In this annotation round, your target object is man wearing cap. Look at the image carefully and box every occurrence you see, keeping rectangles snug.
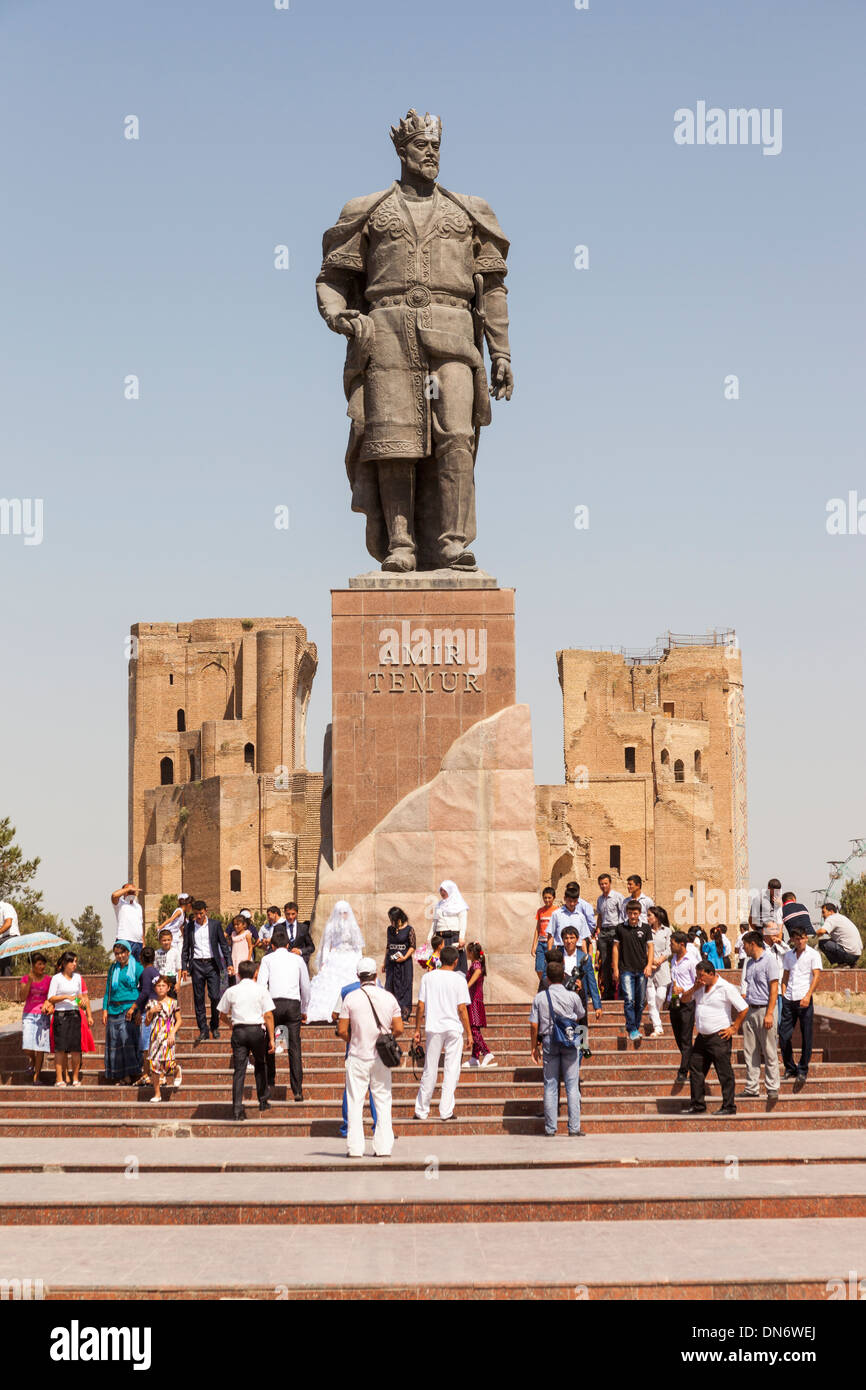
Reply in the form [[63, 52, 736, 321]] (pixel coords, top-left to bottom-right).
[[338, 959, 403, 1157], [111, 883, 145, 962], [181, 900, 233, 1045], [217, 960, 276, 1121]]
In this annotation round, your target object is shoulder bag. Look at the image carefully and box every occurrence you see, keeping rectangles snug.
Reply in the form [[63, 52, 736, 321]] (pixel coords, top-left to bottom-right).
[[361, 986, 403, 1068]]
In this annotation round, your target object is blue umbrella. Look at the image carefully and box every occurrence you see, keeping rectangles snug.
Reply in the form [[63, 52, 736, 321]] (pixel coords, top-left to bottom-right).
[[0, 932, 68, 961]]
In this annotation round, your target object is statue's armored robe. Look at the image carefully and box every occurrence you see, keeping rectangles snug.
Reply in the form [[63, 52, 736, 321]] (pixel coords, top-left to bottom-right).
[[316, 182, 510, 564]]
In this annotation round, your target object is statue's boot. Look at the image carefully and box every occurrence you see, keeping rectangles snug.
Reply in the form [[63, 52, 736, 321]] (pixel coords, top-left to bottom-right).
[[437, 444, 477, 571], [444, 548, 477, 571], [378, 459, 417, 572], [382, 549, 416, 573]]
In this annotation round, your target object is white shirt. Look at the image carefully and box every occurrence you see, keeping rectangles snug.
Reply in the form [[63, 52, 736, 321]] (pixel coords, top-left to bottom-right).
[[670, 950, 697, 991], [0, 901, 19, 936], [561, 948, 581, 977], [819, 913, 861, 957], [340, 984, 402, 1063], [193, 920, 213, 960], [217, 979, 275, 1027], [782, 946, 822, 1002], [418, 969, 471, 1035], [114, 896, 144, 945], [258, 923, 275, 943], [257, 949, 311, 1011], [429, 906, 467, 944], [48, 972, 83, 1011], [694, 976, 747, 1035]]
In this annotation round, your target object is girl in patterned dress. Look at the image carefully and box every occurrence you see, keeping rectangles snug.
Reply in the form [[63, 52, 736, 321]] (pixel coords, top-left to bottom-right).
[[145, 975, 182, 1102], [464, 942, 496, 1069]]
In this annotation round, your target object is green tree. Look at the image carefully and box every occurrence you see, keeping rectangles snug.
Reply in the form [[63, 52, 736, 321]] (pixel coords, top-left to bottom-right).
[[70, 905, 111, 973], [0, 817, 42, 918], [838, 876, 866, 966]]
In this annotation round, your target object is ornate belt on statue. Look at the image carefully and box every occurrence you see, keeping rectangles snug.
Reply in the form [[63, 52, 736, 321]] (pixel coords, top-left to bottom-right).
[[371, 289, 472, 309]]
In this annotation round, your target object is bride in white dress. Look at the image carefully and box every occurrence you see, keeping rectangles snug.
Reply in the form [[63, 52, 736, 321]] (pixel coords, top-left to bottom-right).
[[305, 900, 365, 1022]]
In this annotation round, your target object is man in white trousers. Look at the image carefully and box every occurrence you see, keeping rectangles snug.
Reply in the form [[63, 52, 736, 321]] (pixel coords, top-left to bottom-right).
[[338, 958, 403, 1158], [413, 945, 472, 1121]]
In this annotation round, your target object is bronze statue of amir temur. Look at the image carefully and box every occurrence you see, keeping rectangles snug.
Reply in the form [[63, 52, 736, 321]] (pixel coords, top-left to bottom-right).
[[316, 110, 513, 574]]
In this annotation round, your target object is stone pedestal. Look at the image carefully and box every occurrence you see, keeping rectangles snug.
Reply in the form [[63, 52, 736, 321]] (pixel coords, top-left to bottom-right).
[[331, 580, 516, 867], [317, 703, 541, 999]]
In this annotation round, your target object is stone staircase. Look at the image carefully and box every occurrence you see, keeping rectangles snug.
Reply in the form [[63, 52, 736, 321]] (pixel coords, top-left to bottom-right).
[[2, 1000, 865, 1137], [1, 995, 865, 1297]]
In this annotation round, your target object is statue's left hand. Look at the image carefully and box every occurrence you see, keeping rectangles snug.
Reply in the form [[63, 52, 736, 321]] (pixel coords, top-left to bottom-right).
[[334, 310, 375, 353], [490, 357, 514, 401]]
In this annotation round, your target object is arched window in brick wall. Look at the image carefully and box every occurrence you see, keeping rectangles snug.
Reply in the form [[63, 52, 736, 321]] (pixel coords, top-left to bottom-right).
[[660, 748, 670, 768], [160, 756, 174, 786], [674, 759, 685, 783], [244, 742, 255, 768], [177, 709, 186, 732], [229, 869, 241, 893], [624, 746, 636, 773], [694, 750, 702, 779], [188, 751, 196, 781]]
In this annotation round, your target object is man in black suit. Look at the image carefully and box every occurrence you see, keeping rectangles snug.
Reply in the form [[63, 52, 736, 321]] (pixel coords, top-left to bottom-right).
[[181, 900, 233, 1045], [284, 902, 315, 967]]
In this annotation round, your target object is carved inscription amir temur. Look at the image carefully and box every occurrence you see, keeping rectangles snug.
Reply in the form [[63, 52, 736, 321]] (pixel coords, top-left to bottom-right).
[[366, 619, 487, 694], [367, 669, 481, 694]]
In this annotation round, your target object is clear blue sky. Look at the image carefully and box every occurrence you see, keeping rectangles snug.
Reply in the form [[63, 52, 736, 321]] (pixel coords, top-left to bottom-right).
[[2, 0, 864, 924]]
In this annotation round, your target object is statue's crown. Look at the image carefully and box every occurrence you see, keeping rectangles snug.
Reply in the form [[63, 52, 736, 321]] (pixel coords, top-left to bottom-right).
[[390, 109, 442, 150]]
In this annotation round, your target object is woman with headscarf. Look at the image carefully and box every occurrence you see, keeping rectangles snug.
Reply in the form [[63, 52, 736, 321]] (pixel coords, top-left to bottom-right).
[[103, 940, 144, 1085], [431, 880, 470, 974], [305, 901, 365, 1023]]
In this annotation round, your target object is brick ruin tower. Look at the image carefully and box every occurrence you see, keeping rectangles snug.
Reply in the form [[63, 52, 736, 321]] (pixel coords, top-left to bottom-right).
[[128, 618, 323, 924], [535, 631, 749, 917]]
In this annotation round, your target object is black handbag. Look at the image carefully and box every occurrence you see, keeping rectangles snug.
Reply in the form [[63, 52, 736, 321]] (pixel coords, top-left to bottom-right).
[[361, 987, 403, 1068]]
